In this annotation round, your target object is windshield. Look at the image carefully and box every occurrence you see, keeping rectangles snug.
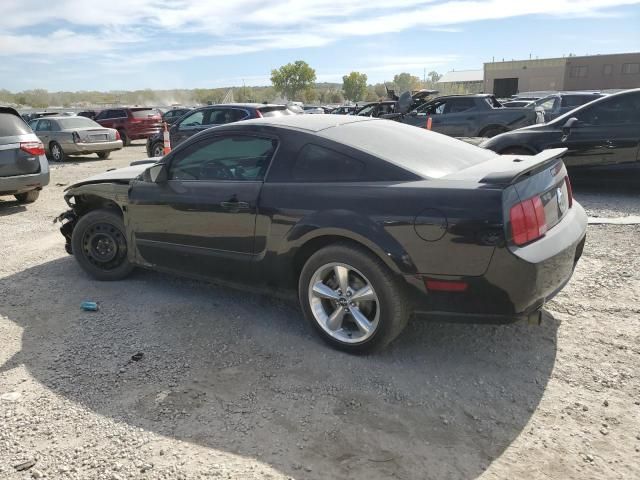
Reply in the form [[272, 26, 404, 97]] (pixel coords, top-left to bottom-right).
[[57, 117, 102, 129], [320, 119, 497, 179], [356, 104, 376, 116]]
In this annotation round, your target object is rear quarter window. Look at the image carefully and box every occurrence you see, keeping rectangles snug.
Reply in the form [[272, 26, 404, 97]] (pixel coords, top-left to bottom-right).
[[131, 109, 159, 118], [0, 113, 32, 136], [292, 144, 365, 182]]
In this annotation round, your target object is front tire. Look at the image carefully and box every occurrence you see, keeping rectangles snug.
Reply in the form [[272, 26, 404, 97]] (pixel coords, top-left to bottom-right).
[[151, 142, 164, 158], [50, 141, 65, 162], [97, 151, 111, 159], [299, 243, 409, 353], [14, 190, 39, 203], [71, 209, 134, 281]]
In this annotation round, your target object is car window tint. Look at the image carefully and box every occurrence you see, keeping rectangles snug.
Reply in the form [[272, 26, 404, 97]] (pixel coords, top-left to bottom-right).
[[579, 94, 640, 125], [131, 109, 156, 118], [49, 120, 60, 131], [38, 119, 52, 132], [179, 110, 205, 128], [114, 110, 127, 118], [538, 97, 558, 111], [170, 135, 277, 181], [0, 113, 31, 136], [292, 144, 365, 182], [445, 98, 475, 113]]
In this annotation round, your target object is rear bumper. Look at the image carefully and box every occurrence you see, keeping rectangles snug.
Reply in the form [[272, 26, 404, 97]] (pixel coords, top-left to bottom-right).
[[408, 202, 588, 322], [128, 127, 162, 140], [64, 140, 123, 154], [0, 170, 50, 195]]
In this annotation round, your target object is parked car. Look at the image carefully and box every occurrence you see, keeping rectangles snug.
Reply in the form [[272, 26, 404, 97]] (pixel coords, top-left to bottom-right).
[[146, 103, 293, 158], [355, 101, 398, 117], [481, 89, 640, 167], [94, 107, 162, 146], [0, 107, 49, 204], [162, 108, 191, 125], [332, 106, 357, 115], [21, 111, 58, 123], [303, 106, 325, 114], [29, 116, 122, 162], [399, 94, 538, 137], [530, 92, 605, 122], [501, 100, 533, 108], [58, 115, 586, 353], [77, 110, 100, 120], [356, 90, 439, 118]]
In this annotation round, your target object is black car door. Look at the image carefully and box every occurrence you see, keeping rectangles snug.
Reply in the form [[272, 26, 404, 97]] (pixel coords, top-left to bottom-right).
[[127, 132, 279, 280], [559, 93, 640, 167]]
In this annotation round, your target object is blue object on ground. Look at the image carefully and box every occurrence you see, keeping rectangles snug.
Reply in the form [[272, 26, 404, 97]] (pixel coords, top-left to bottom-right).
[[81, 301, 99, 311]]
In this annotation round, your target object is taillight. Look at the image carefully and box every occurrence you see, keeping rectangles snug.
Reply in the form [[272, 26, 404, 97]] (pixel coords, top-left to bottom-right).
[[20, 141, 45, 156], [255, 110, 263, 118], [510, 194, 547, 246], [115, 130, 121, 140], [565, 175, 573, 208], [72, 132, 81, 143]]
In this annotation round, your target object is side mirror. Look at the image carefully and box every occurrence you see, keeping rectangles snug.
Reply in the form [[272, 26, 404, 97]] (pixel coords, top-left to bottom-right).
[[562, 117, 579, 135], [145, 163, 168, 183]]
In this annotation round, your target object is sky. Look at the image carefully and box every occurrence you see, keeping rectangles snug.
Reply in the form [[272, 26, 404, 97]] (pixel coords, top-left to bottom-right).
[[0, 0, 639, 92]]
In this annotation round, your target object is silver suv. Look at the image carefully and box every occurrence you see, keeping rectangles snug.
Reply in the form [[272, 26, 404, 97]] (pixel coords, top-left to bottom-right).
[[0, 107, 49, 203]]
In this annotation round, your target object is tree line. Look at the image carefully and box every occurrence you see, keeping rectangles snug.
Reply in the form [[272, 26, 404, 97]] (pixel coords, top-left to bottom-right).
[[1, 60, 449, 108]]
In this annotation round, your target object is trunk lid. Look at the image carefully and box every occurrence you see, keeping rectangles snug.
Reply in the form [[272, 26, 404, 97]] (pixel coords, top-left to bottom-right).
[[445, 148, 573, 244]]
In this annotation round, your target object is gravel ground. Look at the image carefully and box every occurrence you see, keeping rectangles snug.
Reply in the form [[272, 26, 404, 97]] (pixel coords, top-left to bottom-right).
[[1, 144, 639, 480]]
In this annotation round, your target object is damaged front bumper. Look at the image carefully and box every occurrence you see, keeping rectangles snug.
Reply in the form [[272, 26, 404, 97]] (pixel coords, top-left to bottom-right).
[[54, 209, 78, 255]]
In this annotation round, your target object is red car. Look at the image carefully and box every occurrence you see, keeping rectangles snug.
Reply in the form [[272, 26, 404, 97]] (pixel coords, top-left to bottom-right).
[[94, 107, 162, 146]]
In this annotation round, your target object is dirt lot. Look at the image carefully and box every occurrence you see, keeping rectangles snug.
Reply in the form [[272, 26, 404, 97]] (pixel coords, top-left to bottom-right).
[[1, 143, 639, 480]]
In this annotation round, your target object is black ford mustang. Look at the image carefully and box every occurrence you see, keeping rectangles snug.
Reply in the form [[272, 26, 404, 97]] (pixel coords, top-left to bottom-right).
[[58, 115, 587, 353]]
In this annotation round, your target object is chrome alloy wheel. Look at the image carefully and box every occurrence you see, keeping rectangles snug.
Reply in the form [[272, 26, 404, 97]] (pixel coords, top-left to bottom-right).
[[308, 262, 380, 344]]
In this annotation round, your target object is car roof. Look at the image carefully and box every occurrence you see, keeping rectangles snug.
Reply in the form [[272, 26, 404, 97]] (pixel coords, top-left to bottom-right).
[[0, 106, 21, 117], [230, 114, 376, 132]]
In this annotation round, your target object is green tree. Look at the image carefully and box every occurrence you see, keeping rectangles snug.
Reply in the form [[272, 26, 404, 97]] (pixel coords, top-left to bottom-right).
[[392, 73, 422, 94], [365, 90, 379, 102], [270, 60, 317, 101], [428, 71, 442, 83], [373, 83, 387, 98], [342, 71, 368, 102]]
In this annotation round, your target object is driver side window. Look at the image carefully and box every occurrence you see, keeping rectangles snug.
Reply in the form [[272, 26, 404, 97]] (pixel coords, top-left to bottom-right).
[[170, 135, 277, 182], [178, 110, 205, 129]]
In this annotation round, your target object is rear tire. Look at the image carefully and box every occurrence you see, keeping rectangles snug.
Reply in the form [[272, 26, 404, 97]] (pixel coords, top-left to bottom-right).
[[97, 151, 111, 159], [14, 190, 39, 203], [71, 209, 134, 281], [118, 130, 130, 147], [298, 243, 409, 353], [50, 141, 65, 162]]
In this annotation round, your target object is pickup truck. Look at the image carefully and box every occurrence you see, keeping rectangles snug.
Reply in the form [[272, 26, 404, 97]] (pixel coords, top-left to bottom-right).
[[398, 94, 537, 138]]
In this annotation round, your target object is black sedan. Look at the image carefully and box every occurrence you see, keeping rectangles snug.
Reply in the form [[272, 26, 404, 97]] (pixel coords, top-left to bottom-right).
[[481, 89, 640, 167], [58, 115, 587, 353]]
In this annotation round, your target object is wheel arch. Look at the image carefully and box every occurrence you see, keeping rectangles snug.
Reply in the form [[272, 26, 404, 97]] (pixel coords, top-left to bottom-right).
[[289, 227, 417, 282]]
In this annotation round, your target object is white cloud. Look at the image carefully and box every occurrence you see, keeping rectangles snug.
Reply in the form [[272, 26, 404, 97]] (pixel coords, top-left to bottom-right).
[[0, 0, 637, 74]]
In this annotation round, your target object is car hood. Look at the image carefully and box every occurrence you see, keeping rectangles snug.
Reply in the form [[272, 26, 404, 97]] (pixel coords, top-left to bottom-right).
[[65, 162, 152, 190]]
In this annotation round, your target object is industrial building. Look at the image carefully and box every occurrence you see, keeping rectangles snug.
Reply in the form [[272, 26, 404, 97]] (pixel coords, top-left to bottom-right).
[[483, 52, 640, 97]]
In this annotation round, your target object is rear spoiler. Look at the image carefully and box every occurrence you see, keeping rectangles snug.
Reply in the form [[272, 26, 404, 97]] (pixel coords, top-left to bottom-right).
[[480, 148, 567, 185]]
